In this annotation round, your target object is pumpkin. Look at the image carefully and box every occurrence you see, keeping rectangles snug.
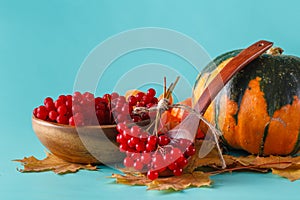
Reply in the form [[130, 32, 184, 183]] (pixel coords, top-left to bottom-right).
[[193, 47, 300, 156]]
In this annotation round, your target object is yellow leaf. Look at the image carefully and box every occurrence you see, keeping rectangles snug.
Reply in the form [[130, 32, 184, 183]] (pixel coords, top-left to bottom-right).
[[147, 172, 211, 191], [272, 167, 300, 182], [111, 171, 211, 191], [111, 172, 152, 186], [14, 152, 97, 174]]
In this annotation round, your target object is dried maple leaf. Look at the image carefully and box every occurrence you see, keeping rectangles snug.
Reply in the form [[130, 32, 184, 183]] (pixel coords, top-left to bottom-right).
[[272, 166, 300, 181], [111, 172, 152, 186], [14, 152, 97, 174], [233, 155, 293, 169], [147, 172, 211, 191], [111, 171, 211, 191], [186, 140, 236, 172]]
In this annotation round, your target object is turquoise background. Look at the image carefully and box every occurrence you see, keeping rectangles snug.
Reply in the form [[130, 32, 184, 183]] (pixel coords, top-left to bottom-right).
[[1, 0, 300, 199]]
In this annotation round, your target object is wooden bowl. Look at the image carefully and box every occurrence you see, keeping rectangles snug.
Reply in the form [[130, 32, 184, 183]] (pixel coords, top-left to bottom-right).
[[32, 116, 125, 164]]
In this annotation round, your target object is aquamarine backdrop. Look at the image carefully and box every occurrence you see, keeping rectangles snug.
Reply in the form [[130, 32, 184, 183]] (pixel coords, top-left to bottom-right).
[[1, 0, 300, 199]]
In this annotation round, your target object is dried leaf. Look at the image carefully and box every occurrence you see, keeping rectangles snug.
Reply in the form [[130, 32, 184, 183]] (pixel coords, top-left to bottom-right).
[[186, 140, 236, 172], [14, 152, 97, 174], [147, 172, 211, 191], [111, 171, 211, 191], [111, 173, 152, 186], [233, 155, 293, 169], [272, 166, 300, 181]]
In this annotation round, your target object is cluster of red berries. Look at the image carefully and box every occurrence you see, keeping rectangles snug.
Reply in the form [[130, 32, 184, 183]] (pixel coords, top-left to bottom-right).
[[33, 92, 115, 126], [116, 123, 196, 180], [111, 88, 158, 124], [33, 88, 158, 126]]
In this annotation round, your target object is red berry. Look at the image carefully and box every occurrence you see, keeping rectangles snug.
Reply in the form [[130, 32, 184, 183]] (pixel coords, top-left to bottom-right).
[[58, 95, 67, 103], [130, 126, 141, 137], [128, 95, 137, 106], [130, 137, 140, 145], [96, 103, 106, 111], [145, 143, 156, 152], [111, 92, 119, 100], [135, 101, 145, 107], [140, 112, 149, 120], [54, 99, 64, 109], [95, 97, 105, 105], [173, 168, 183, 176], [103, 94, 111, 103], [45, 101, 55, 112], [152, 97, 158, 104], [83, 92, 94, 102], [119, 144, 128, 152], [147, 170, 159, 180], [33, 107, 38, 116], [147, 135, 158, 145], [44, 97, 53, 105], [168, 162, 178, 170], [65, 99, 72, 110], [186, 145, 196, 156], [133, 160, 144, 171], [123, 157, 134, 168], [116, 123, 127, 133], [36, 112, 47, 120], [170, 148, 182, 161], [135, 92, 144, 101], [142, 95, 152, 104], [69, 116, 75, 126], [127, 139, 135, 148], [141, 153, 151, 164], [147, 88, 156, 97], [66, 95, 72, 101], [146, 103, 154, 108], [121, 104, 129, 113], [73, 91, 82, 97], [119, 96, 126, 102], [158, 135, 170, 146], [56, 114, 68, 124], [73, 113, 84, 126], [57, 105, 67, 115], [48, 110, 58, 121], [135, 142, 146, 152], [36, 106, 48, 120], [139, 132, 149, 142], [177, 157, 188, 168], [132, 115, 141, 122]]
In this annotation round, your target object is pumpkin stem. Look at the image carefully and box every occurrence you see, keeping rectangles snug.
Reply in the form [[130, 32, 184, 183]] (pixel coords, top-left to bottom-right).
[[266, 47, 284, 56]]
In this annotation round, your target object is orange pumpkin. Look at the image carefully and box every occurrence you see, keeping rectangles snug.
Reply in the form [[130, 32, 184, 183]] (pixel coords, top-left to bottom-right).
[[194, 48, 300, 156]]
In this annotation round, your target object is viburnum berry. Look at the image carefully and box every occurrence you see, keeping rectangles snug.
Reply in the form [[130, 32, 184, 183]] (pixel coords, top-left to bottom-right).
[[173, 168, 183, 176], [48, 110, 58, 121], [123, 157, 134, 168], [147, 88, 156, 97], [147, 170, 159, 180]]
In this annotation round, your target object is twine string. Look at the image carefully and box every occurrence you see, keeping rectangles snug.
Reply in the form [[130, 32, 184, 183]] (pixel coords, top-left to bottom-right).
[[133, 98, 226, 168]]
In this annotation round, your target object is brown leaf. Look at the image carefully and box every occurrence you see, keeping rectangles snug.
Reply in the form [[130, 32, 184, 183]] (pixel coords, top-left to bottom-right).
[[111, 172, 152, 186], [186, 140, 236, 172], [272, 166, 300, 181], [233, 155, 293, 169], [14, 152, 97, 174], [147, 172, 211, 191], [111, 171, 211, 191]]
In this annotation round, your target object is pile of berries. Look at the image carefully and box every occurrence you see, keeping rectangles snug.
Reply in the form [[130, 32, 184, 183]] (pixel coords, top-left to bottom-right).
[[33, 92, 115, 126], [111, 88, 158, 124], [33, 88, 158, 126], [116, 123, 196, 180]]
